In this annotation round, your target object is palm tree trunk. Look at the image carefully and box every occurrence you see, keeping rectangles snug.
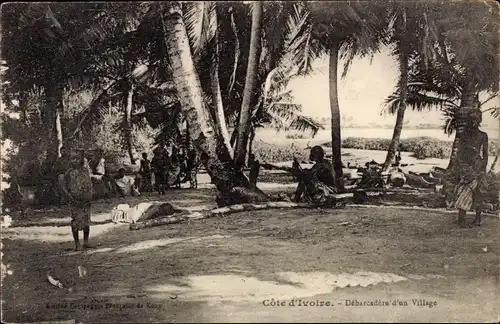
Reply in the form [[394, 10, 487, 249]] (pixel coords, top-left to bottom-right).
[[125, 84, 136, 164], [44, 86, 64, 166], [55, 109, 63, 158], [160, 2, 269, 205], [247, 126, 256, 166], [210, 42, 234, 159], [383, 41, 409, 172], [447, 83, 477, 171], [234, 1, 262, 169], [328, 40, 344, 188], [447, 135, 459, 170]]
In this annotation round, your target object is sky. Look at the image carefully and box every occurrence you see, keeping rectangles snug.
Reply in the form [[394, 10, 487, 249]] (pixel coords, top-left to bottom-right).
[[287, 46, 499, 130]]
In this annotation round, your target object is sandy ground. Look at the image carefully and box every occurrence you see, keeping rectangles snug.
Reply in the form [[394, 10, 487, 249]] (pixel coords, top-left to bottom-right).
[[1, 188, 499, 323]]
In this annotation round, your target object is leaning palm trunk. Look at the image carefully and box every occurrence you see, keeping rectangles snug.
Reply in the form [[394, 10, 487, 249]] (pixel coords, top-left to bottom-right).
[[328, 40, 344, 188], [210, 46, 234, 159], [235, 1, 263, 169], [160, 2, 269, 205], [383, 40, 409, 172], [125, 84, 135, 164]]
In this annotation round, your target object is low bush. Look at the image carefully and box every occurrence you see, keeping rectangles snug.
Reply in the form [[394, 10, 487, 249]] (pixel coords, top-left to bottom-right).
[[252, 140, 309, 163], [322, 136, 498, 160]]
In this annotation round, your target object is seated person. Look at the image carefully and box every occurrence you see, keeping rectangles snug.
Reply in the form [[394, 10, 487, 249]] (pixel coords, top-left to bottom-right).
[[90, 157, 114, 198], [95, 157, 106, 175], [113, 168, 140, 197], [293, 146, 337, 205]]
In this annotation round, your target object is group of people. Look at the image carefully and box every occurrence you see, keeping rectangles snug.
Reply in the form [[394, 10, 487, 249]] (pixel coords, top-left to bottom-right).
[[51, 144, 199, 251], [291, 110, 489, 228], [4, 110, 488, 251], [138, 146, 199, 195]]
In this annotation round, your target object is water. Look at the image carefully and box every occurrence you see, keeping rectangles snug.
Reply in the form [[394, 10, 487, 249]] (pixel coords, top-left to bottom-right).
[[256, 127, 498, 144]]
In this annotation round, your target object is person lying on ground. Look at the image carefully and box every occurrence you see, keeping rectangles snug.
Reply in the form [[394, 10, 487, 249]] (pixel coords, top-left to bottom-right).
[[60, 149, 94, 251], [114, 168, 140, 198], [292, 146, 338, 205]]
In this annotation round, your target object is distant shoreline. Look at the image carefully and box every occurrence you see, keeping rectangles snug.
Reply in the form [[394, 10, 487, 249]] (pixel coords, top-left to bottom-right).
[[319, 125, 498, 131], [257, 126, 498, 142]]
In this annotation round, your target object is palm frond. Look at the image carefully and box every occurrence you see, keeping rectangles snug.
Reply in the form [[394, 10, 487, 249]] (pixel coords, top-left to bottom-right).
[[382, 89, 457, 115], [288, 115, 324, 137], [183, 2, 217, 57]]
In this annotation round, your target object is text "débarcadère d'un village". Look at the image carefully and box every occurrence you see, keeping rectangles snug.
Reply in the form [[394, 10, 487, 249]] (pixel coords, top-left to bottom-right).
[[263, 299, 438, 308]]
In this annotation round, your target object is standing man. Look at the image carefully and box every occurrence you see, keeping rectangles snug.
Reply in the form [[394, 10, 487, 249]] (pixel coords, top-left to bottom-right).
[[186, 147, 199, 189], [139, 152, 153, 192], [151, 147, 168, 194], [60, 149, 94, 251], [454, 110, 489, 227]]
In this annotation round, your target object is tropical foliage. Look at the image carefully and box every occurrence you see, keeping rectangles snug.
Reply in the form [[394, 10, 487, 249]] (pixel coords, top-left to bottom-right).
[[1, 1, 498, 204]]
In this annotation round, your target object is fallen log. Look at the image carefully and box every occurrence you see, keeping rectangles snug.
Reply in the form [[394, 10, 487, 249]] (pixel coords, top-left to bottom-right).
[[260, 162, 295, 173], [129, 211, 193, 230], [129, 196, 354, 231]]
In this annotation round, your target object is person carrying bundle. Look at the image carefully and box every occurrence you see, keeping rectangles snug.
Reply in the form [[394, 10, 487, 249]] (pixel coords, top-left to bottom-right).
[[60, 149, 94, 251]]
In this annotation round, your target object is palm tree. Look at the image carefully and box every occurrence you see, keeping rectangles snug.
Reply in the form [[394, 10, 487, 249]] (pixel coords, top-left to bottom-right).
[[431, 1, 498, 170], [234, 2, 263, 169], [1, 3, 141, 166], [159, 2, 270, 204], [382, 1, 498, 171], [302, 1, 388, 188], [183, 2, 235, 158], [381, 2, 433, 171]]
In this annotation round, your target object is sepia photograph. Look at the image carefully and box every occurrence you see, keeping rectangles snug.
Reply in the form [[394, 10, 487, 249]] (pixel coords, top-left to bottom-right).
[[0, 1, 499, 323]]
